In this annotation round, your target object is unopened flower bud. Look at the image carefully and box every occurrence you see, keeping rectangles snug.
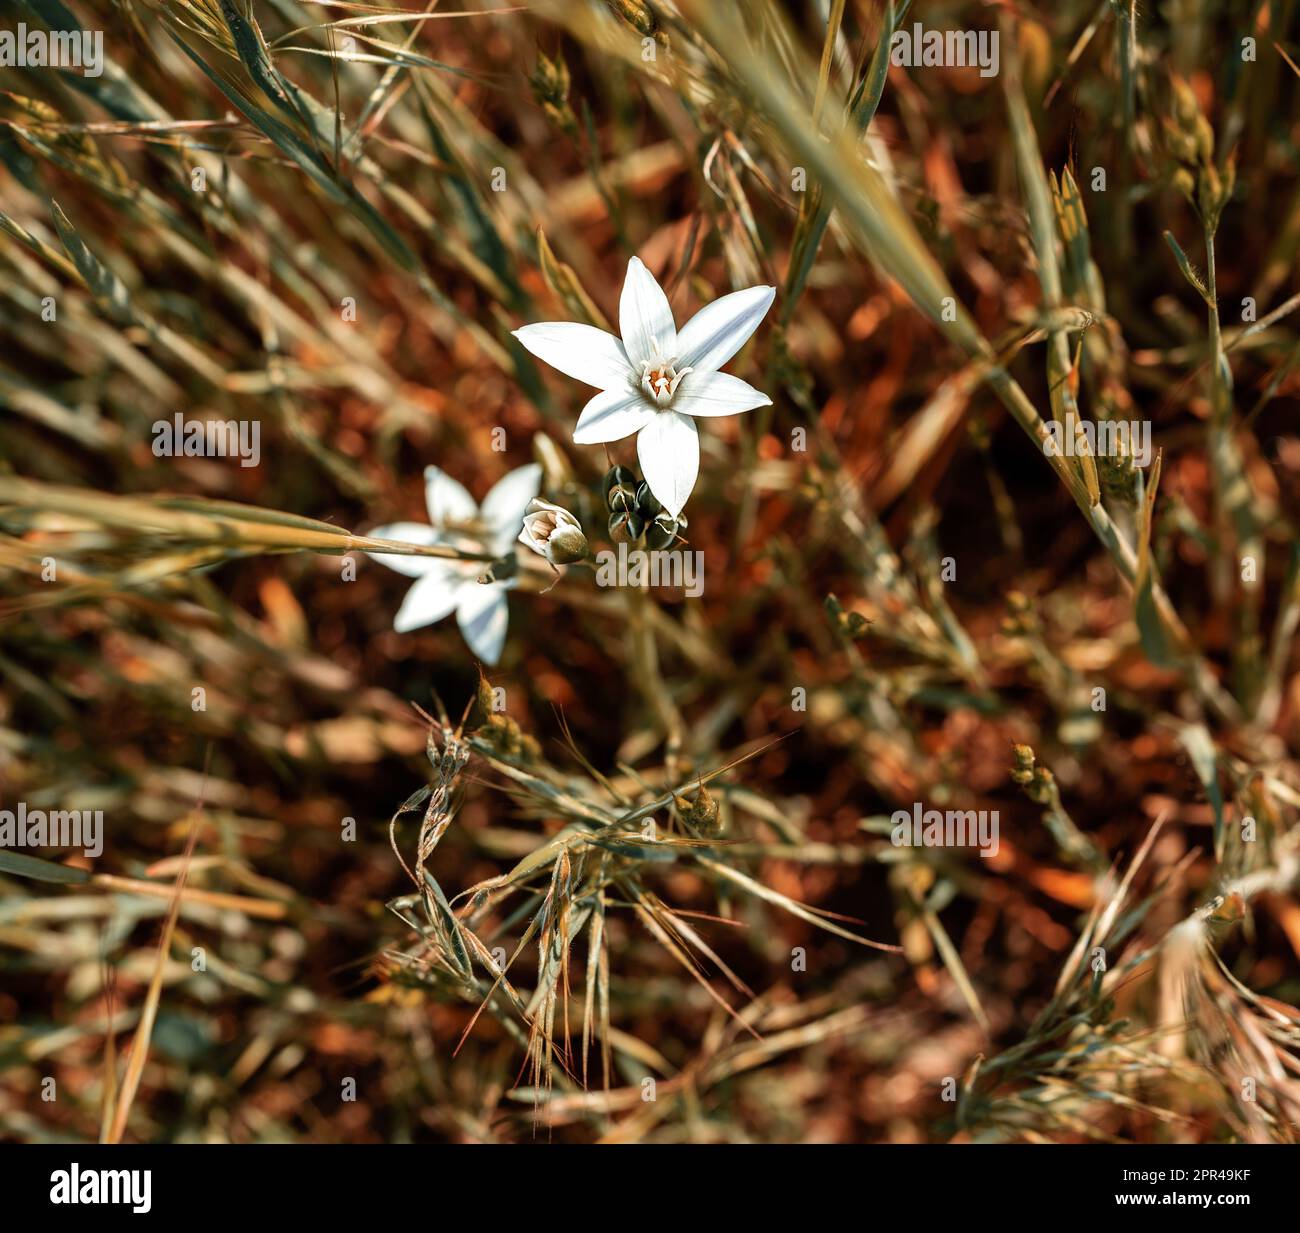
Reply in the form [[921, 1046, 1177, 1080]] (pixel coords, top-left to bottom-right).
[[634, 481, 662, 518], [609, 509, 644, 543], [644, 517, 678, 550], [603, 465, 638, 512], [519, 498, 588, 565]]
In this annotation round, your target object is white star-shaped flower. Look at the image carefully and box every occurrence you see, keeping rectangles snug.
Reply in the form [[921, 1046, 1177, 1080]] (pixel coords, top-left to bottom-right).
[[366, 463, 541, 664], [512, 257, 775, 518]]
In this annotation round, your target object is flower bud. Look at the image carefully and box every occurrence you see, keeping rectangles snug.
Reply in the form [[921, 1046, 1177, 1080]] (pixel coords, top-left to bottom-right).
[[608, 509, 644, 544], [634, 481, 662, 518], [518, 498, 589, 565], [603, 465, 638, 512], [644, 517, 678, 550]]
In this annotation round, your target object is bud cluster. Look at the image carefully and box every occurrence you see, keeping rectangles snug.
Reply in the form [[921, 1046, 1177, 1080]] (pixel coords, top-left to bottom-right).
[[603, 464, 686, 549]]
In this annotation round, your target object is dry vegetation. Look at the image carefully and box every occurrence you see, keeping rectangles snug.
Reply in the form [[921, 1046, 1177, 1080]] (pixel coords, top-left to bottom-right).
[[1, 0, 1299, 1144]]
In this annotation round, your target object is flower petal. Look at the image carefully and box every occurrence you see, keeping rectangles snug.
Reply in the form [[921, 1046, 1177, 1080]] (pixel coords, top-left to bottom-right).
[[574, 388, 655, 445], [672, 369, 772, 418], [366, 523, 446, 577], [636, 410, 698, 520], [423, 465, 477, 528], [518, 524, 547, 556], [511, 322, 633, 389], [675, 284, 775, 373], [457, 583, 510, 665], [619, 256, 677, 369], [481, 463, 542, 554], [393, 568, 465, 632]]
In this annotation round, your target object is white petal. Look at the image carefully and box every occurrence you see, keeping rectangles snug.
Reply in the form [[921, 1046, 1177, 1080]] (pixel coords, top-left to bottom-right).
[[457, 583, 510, 665], [393, 569, 465, 632], [676, 285, 775, 373], [481, 463, 542, 554], [672, 370, 772, 418], [512, 322, 633, 389], [619, 256, 678, 369], [518, 525, 547, 556], [423, 465, 477, 528], [366, 523, 445, 577], [574, 388, 654, 445], [636, 411, 698, 520]]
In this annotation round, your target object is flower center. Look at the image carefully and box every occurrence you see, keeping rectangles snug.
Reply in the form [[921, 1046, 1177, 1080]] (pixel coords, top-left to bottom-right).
[[640, 357, 692, 406]]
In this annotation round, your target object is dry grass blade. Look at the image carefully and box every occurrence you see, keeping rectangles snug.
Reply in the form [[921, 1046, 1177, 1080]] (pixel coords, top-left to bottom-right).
[[102, 772, 208, 1144]]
